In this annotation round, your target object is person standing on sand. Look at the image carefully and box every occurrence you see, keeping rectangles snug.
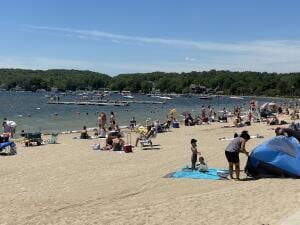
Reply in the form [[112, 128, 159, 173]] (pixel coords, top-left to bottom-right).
[[109, 111, 116, 129], [2, 118, 17, 138], [190, 138, 200, 170], [224, 130, 250, 180], [98, 112, 106, 129]]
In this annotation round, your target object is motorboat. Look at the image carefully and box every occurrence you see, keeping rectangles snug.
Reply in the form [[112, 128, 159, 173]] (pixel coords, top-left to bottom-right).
[[123, 95, 134, 99], [229, 96, 244, 100], [199, 95, 212, 100]]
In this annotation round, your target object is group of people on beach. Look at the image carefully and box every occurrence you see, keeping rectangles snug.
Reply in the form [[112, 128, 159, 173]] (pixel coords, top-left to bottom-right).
[[187, 97, 300, 180], [190, 130, 250, 180], [79, 111, 125, 151]]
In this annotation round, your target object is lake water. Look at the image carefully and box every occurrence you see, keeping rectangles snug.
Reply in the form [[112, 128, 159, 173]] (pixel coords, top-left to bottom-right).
[[0, 92, 290, 134]]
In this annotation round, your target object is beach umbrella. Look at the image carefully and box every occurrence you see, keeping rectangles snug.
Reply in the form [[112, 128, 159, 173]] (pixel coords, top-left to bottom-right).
[[260, 103, 269, 111], [268, 102, 277, 106]]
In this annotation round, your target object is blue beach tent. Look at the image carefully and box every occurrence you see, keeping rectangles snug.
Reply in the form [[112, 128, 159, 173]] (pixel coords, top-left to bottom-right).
[[245, 136, 300, 178]]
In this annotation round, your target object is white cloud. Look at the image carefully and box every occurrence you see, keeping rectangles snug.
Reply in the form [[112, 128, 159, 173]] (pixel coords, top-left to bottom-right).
[[27, 25, 300, 57], [185, 57, 196, 62], [3, 25, 300, 74], [1, 54, 299, 76]]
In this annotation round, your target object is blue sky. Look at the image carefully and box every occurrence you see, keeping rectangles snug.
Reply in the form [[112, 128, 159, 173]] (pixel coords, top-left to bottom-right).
[[0, 0, 300, 75]]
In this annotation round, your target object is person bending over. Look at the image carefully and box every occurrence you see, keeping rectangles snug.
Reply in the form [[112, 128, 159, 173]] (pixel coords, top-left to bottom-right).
[[225, 130, 250, 180]]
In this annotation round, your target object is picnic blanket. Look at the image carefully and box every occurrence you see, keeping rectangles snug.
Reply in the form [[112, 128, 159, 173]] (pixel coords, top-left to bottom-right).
[[171, 167, 229, 180]]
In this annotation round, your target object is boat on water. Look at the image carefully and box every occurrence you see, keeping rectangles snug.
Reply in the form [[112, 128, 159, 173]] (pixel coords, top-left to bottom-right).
[[199, 95, 212, 100], [229, 96, 244, 100], [47, 101, 129, 106], [150, 94, 172, 100], [159, 96, 173, 100], [123, 95, 134, 99]]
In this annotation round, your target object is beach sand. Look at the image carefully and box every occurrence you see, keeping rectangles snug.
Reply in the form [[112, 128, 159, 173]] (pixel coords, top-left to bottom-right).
[[1, 115, 299, 225]]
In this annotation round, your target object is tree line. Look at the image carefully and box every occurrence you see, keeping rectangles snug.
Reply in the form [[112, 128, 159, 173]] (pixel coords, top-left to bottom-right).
[[0, 68, 299, 97]]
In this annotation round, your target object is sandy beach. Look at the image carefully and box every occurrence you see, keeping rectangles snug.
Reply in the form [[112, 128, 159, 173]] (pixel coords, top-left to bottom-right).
[[1, 115, 299, 225]]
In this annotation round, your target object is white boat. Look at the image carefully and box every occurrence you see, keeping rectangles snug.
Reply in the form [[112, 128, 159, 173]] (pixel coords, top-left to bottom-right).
[[159, 96, 173, 100], [123, 95, 134, 99], [199, 95, 212, 100], [229, 96, 244, 100]]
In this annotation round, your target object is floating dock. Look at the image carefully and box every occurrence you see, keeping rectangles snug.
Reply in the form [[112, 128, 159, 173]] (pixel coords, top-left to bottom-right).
[[90, 99, 165, 104], [47, 101, 129, 106], [126, 100, 165, 104]]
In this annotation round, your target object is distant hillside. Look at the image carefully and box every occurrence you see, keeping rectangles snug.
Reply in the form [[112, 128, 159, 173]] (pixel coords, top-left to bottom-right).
[[110, 70, 300, 97], [0, 68, 299, 97], [0, 69, 112, 91]]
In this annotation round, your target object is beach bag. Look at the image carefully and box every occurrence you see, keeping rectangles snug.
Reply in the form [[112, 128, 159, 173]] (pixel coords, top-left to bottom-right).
[[124, 145, 132, 153], [92, 144, 100, 150]]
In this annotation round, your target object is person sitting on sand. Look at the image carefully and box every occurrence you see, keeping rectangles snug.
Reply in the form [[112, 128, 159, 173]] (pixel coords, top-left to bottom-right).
[[98, 127, 107, 138], [112, 133, 125, 151], [233, 116, 243, 127], [101, 132, 114, 150], [275, 127, 300, 142], [267, 116, 279, 126], [225, 130, 250, 180], [184, 113, 194, 126], [198, 156, 208, 172], [80, 126, 90, 139], [190, 138, 201, 170]]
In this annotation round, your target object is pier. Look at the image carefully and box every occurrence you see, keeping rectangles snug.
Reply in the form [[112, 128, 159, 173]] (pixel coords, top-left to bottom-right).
[[126, 100, 165, 104], [47, 101, 129, 106], [89, 99, 165, 105]]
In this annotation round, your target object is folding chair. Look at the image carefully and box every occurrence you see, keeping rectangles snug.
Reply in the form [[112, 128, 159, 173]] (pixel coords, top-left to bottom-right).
[[0, 142, 17, 155], [140, 127, 157, 148]]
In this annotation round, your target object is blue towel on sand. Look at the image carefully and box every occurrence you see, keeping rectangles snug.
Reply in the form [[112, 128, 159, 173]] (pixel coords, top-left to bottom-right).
[[172, 167, 229, 180]]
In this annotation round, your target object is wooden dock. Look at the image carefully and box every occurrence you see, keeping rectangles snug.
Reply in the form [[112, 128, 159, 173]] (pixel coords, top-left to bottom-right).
[[90, 99, 165, 105], [126, 100, 165, 104], [47, 101, 129, 106]]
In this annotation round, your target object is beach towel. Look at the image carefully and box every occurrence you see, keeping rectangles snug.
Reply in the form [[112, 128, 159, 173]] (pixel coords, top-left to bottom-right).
[[171, 167, 229, 180]]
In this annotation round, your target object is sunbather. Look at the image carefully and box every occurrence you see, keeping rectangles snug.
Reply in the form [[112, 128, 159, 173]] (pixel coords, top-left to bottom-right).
[[101, 132, 113, 150], [135, 125, 154, 147], [112, 133, 125, 151], [80, 126, 90, 139], [198, 156, 208, 172], [275, 127, 300, 142]]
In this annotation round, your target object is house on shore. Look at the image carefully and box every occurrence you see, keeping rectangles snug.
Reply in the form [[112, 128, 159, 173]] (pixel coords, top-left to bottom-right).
[[189, 84, 207, 94]]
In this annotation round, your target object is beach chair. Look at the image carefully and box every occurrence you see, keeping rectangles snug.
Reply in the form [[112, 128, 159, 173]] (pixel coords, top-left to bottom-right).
[[140, 128, 157, 148], [0, 141, 17, 155]]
